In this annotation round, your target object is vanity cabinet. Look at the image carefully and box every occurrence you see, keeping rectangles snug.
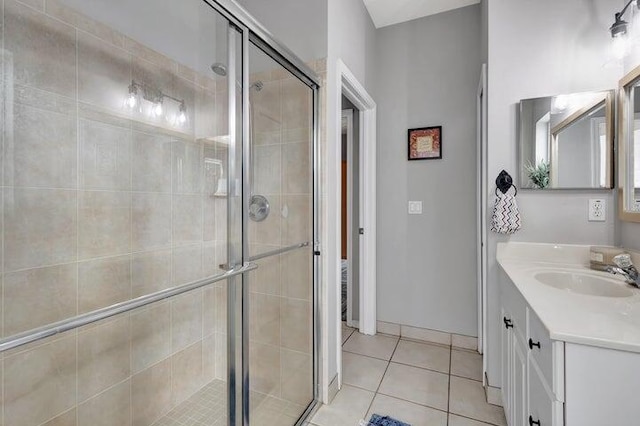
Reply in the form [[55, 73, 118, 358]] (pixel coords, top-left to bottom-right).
[[501, 279, 564, 426]]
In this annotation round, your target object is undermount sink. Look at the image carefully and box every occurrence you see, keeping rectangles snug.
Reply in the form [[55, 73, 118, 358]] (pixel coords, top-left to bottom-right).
[[533, 271, 635, 298]]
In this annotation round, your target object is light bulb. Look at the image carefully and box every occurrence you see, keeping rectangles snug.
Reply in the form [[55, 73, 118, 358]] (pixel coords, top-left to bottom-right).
[[612, 34, 628, 60], [153, 102, 163, 117], [178, 111, 187, 125], [126, 92, 137, 108]]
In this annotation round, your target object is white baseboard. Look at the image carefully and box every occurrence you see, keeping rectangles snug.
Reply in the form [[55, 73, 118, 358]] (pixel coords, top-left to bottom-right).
[[378, 320, 479, 350]]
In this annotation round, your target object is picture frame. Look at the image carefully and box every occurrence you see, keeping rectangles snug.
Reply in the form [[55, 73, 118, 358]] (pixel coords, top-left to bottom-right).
[[408, 126, 442, 160]]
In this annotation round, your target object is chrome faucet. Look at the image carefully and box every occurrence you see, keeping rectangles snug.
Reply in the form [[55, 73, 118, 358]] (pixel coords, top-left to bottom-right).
[[606, 254, 640, 288]]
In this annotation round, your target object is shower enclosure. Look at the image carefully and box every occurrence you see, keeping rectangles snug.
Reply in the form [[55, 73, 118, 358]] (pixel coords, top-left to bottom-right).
[[0, 0, 318, 425]]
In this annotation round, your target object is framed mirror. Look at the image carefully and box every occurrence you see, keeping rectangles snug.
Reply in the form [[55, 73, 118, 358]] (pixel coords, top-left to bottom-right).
[[619, 66, 640, 222], [518, 90, 614, 190]]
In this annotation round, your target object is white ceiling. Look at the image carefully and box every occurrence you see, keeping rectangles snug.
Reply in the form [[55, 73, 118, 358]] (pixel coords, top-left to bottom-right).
[[363, 0, 481, 28]]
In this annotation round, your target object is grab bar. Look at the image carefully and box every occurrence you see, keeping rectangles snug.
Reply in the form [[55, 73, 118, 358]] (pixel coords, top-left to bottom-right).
[[249, 241, 309, 262], [0, 262, 258, 353]]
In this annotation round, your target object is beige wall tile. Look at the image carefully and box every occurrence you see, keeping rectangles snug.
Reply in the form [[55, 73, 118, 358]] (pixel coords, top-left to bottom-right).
[[172, 194, 203, 245], [79, 119, 132, 191], [281, 195, 311, 245], [132, 131, 172, 193], [195, 90, 217, 139], [132, 358, 171, 426], [78, 191, 131, 259], [78, 255, 131, 313], [5, 103, 77, 188], [281, 247, 311, 300], [131, 249, 172, 298], [282, 142, 311, 195], [45, 0, 125, 48], [249, 196, 281, 246], [202, 334, 216, 383], [4, 188, 77, 271], [171, 342, 204, 405], [281, 78, 311, 131], [172, 244, 203, 285], [3, 334, 77, 426], [131, 301, 171, 374], [78, 32, 131, 112], [42, 408, 77, 426], [253, 80, 282, 133], [171, 290, 203, 352], [280, 349, 312, 406], [254, 144, 281, 195], [78, 380, 131, 426], [132, 193, 171, 251], [5, 0, 77, 97], [172, 138, 202, 194], [280, 298, 311, 353], [3, 264, 77, 336], [214, 331, 227, 382], [249, 293, 281, 346], [249, 342, 280, 397], [77, 316, 131, 402], [251, 255, 281, 296]]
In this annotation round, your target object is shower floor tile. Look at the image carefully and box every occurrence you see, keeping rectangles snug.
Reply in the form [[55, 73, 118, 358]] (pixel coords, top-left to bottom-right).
[[152, 379, 307, 426]]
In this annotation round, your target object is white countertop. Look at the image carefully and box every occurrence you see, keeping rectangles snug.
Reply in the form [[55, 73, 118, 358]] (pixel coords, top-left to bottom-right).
[[497, 242, 640, 354]]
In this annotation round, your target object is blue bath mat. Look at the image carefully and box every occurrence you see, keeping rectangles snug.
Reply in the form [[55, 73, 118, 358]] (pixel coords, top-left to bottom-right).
[[367, 414, 411, 426]]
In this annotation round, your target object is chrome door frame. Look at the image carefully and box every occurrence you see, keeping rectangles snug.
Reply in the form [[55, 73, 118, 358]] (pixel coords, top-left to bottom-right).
[[202, 1, 321, 425]]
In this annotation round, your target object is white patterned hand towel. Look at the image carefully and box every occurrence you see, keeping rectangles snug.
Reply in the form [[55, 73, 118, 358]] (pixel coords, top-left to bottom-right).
[[491, 188, 521, 234]]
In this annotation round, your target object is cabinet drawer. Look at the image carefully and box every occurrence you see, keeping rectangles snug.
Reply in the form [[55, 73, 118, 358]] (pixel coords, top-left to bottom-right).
[[529, 360, 564, 426], [502, 276, 526, 332], [527, 308, 564, 401]]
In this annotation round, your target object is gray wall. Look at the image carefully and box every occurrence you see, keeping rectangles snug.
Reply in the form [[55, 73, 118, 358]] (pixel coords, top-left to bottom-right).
[[375, 5, 481, 337], [235, 0, 327, 62], [485, 0, 621, 388]]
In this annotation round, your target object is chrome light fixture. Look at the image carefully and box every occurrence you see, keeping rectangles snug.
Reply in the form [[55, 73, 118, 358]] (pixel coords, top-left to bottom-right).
[[124, 80, 188, 127], [610, 0, 640, 59]]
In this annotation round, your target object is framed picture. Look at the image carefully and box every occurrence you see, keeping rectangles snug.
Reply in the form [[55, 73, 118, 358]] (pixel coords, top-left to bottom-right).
[[408, 126, 442, 160]]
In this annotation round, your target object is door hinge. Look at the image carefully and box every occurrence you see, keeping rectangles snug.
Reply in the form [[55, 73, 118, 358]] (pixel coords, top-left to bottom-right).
[[359, 228, 364, 235]]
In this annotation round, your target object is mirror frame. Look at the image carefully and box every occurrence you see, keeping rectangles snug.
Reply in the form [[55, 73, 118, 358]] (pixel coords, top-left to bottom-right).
[[518, 91, 615, 190], [619, 65, 640, 222]]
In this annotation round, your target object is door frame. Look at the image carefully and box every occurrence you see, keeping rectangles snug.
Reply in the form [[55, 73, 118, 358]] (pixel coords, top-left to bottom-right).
[[477, 64, 488, 380], [341, 109, 357, 328], [333, 60, 377, 387]]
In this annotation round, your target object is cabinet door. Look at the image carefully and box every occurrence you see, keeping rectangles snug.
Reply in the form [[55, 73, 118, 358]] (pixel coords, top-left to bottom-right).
[[529, 358, 562, 426], [513, 331, 528, 426], [501, 308, 513, 421]]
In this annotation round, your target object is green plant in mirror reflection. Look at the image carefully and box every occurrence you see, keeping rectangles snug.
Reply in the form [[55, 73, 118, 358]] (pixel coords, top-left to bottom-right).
[[525, 161, 550, 189]]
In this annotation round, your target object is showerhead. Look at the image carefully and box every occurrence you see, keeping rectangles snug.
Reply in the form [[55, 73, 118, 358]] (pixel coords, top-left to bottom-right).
[[211, 62, 227, 76], [251, 81, 264, 92]]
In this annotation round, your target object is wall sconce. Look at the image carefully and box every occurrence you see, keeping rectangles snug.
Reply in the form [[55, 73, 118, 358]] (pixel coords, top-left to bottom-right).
[[124, 80, 188, 127], [610, 0, 640, 60]]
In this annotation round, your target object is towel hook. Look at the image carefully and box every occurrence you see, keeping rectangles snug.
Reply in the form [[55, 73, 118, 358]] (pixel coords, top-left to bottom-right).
[[495, 170, 517, 196]]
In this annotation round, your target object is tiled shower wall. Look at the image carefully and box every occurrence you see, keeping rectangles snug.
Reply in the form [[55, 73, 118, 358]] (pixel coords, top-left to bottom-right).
[[0, 0, 228, 425]]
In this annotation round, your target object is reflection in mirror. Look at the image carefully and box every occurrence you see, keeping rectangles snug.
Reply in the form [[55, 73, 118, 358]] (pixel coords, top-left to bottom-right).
[[633, 84, 640, 210], [518, 91, 614, 190]]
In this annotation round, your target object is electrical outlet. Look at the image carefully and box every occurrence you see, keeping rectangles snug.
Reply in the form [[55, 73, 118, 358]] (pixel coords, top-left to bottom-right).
[[408, 201, 423, 215], [588, 199, 606, 222]]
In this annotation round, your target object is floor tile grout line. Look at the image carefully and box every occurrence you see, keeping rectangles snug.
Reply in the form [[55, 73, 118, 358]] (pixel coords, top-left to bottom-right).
[[373, 389, 449, 415], [362, 336, 400, 422], [448, 412, 498, 426]]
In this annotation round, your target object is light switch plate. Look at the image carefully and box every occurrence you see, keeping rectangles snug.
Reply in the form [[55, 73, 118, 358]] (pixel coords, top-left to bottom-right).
[[588, 199, 606, 222], [408, 201, 422, 215]]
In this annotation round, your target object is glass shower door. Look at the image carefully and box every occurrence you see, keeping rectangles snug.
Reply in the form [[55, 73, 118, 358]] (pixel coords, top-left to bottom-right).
[[245, 42, 315, 425], [0, 1, 238, 425]]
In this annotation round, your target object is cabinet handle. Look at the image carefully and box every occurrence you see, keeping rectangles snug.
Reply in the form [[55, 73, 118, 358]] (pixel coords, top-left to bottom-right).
[[529, 415, 541, 425], [503, 317, 513, 329], [529, 338, 541, 350]]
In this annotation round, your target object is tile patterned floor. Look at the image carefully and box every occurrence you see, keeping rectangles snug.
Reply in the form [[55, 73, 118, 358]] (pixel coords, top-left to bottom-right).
[[152, 379, 305, 426], [311, 325, 506, 426]]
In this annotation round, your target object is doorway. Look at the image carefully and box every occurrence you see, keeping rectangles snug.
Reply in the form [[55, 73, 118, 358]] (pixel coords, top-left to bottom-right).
[[341, 98, 360, 330]]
